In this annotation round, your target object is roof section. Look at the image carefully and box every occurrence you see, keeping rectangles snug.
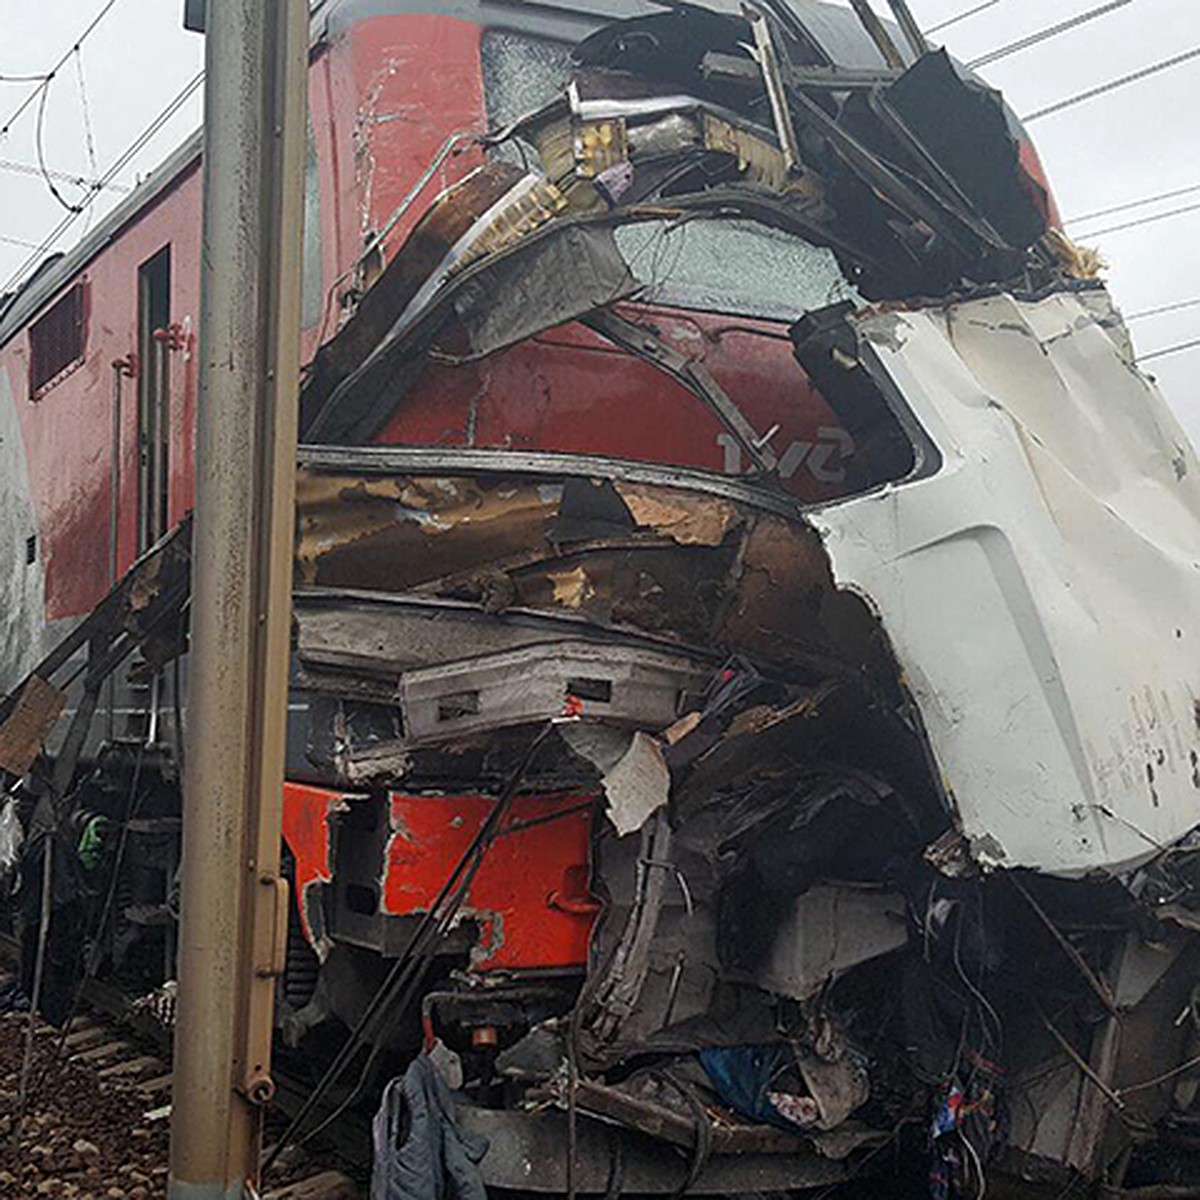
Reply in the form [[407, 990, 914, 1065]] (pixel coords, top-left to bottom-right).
[[0, 130, 203, 351], [318, 0, 908, 69]]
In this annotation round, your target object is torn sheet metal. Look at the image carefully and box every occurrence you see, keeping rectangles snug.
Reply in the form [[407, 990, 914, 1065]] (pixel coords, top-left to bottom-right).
[[293, 453, 853, 672], [0, 674, 65, 776], [305, 6, 1066, 446], [281, 781, 352, 959], [456, 1103, 850, 1194], [812, 288, 1200, 875], [598, 730, 669, 836], [448, 223, 637, 360]]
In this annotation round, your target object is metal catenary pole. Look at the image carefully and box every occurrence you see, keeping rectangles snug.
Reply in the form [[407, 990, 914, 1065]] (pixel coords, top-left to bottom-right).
[[167, 0, 307, 1195]]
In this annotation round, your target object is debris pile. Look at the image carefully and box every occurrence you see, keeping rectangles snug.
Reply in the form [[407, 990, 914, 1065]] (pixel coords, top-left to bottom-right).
[[2, 3, 1199, 1197]]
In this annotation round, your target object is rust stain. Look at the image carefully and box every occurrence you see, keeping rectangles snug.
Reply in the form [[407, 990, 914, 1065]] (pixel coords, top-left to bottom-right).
[[547, 565, 592, 608]]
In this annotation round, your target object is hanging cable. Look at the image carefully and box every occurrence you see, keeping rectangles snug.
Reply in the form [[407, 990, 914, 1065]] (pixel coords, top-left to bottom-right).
[[1066, 182, 1200, 226], [2, 70, 203, 293], [968, 0, 1132, 69], [0, 0, 122, 139], [1125, 297, 1200, 322], [0, 73, 53, 84], [35, 77, 81, 214], [1138, 337, 1200, 365], [1081, 199, 1200, 239], [74, 49, 101, 234], [1024, 45, 1200, 122], [927, 0, 1002, 35]]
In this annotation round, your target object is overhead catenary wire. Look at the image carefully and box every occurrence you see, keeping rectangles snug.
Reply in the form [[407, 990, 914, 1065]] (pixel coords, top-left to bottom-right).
[[1066, 182, 1200, 226], [2, 69, 204, 294], [1138, 337, 1200, 365], [927, 0, 1002, 35], [1125, 297, 1200, 322], [967, 0, 1132, 69], [73, 51, 98, 180], [0, 156, 130, 193], [1080, 199, 1200, 240], [73, 48, 100, 234], [0, 233, 43, 250], [1023, 45, 1200, 122], [0, 0, 122, 139]]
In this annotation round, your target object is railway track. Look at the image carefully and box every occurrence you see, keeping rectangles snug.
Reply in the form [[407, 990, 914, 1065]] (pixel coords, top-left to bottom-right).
[[0, 942, 364, 1200]]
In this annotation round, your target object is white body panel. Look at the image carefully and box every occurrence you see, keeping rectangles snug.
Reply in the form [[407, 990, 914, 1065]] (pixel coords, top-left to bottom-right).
[[814, 290, 1200, 875]]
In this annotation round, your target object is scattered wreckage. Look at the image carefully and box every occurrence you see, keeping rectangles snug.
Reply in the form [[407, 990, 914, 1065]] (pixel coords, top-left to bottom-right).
[[3, 1, 1200, 1197]]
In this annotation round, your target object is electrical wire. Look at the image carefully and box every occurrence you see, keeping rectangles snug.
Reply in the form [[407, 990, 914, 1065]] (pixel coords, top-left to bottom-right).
[[73, 48, 100, 233], [927, 0, 1002, 35], [73, 51, 98, 181], [0, 73, 53, 84], [1066, 181, 1200, 226], [0, 0, 122, 139], [1125, 296, 1200, 322], [0, 157, 128, 193], [35, 75, 80, 214], [1081, 199, 1200, 239], [0, 233, 43, 250], [2, 69, 204, 294], [967, 0, 1132, 70], [1024, 45, 1200, 122], [1138, 336, 1200, 365]]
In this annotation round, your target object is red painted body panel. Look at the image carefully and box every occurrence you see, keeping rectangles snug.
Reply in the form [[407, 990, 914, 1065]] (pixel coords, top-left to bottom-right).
[[378, 307, 854, 502], [0, 14, 490, 628], [341, 15, 486, 257], [281, 781, 346, 948], [8, 173, 205, 621], [384, 792, 596, 971], [280, 781, 597, 971]]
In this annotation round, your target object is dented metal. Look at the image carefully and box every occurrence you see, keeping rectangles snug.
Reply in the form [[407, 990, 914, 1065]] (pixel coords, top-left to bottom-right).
[[6, 2, 1200, 1195]]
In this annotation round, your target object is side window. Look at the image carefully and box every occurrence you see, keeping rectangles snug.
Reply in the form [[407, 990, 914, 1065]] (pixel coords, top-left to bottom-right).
[[28, 281, 86, 399]]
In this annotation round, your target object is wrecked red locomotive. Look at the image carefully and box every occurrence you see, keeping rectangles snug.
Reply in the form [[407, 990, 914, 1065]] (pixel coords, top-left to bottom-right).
[[3, 2, 1200, 1197]]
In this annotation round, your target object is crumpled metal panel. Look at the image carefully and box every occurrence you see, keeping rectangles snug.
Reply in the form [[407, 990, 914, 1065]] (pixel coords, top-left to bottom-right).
[[813, 288, 1200, 875], [293, 462, 840, 667], [281, 781, 352, 958]]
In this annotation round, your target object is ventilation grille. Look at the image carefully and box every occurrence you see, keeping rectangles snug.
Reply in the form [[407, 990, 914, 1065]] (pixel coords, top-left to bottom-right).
[[29, 282, 85, 398]]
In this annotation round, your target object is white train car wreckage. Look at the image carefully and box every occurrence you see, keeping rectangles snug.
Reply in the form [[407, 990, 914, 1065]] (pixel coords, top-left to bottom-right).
[[2, 1, 1200, 1197]]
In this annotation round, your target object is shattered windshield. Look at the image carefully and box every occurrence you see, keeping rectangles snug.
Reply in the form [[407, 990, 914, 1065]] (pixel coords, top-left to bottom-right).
[[616, 217, 861, 321]]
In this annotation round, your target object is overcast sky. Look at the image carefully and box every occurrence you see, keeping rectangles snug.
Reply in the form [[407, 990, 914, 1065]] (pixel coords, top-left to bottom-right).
[[0, 0, 1197, 438]]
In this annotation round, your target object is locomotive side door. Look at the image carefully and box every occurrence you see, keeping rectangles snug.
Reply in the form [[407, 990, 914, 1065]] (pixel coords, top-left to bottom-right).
[[137, 245, 171, 554]]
